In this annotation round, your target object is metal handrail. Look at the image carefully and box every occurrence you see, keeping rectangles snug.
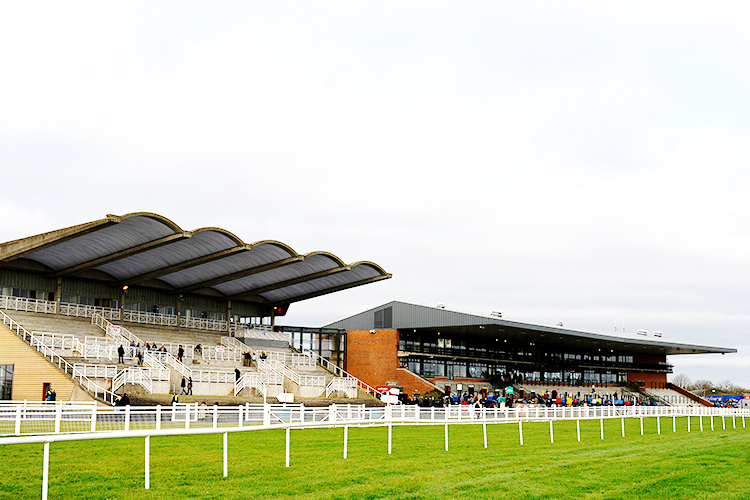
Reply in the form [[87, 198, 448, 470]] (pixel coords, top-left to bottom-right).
[[0, 309, 118, 405]]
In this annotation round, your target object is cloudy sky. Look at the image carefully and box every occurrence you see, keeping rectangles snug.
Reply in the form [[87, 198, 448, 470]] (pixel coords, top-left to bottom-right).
[[2, 2, 748, 387]]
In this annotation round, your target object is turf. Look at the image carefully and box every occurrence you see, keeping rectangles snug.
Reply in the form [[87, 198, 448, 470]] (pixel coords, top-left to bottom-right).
[[1, 416, 748, 499]]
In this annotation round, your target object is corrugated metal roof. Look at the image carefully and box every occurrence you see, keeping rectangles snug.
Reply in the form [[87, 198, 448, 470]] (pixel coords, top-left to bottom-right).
[[0, 213, 391, 306]]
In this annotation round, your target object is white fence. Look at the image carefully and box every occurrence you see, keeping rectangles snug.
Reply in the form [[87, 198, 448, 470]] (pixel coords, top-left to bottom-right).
[[0, 294, 227, 333], [1, 401, 748, 500], [1, 401, 748, 438]]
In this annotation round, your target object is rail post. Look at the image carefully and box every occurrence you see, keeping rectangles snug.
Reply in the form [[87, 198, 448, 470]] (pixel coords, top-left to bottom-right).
[[42, 441, 50, 500], [600, 418, 604, 440], [577, 420, 580, 442], [343, 425, 348, 459], [722, 415, 726, 430], [519, 420, 523, 446], [15, 405, 21, 435], [144, 436, 150, 489], [710, 415, 714, 432], [672, 415, 676, 433], [125, 405, 131, 432], [640, 417, 643, 436], [444, 422, 449, 451], [54, 404, 61, 434], [549, 420, 554, 444], [621, 417, 625, 438], [285, 427, 290, 468], [223, 432, 228, 477], [483, 421, 488, 448], [387, 422, 392, 455], [657, 416, 661, 435]]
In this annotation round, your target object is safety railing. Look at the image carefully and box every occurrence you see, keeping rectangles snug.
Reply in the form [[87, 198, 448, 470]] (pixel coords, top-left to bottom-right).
[[0, 295, 56, 314], [142, 352, 171, 381], [123, 310, 178, 327], [73, 364, 118, 379], [2, 402, 749, 438], [181, 316, 226, 332], [193, 370, 236, 384], [326, 377, 358, 398], [258, 360, 325, 389], [296, 346, 381, 397], [29, 332, 79, 351], [113, 368, 154, 394], [0, 310, 118, 405], [202, 345, 241, 362], [150, 351, 192, 378], [60, 303, 119, 320]]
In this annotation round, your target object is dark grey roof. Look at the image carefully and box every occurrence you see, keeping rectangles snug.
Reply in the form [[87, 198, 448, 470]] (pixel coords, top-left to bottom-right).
[[0, 213, 390, 306], [325, 301, 736, 356]]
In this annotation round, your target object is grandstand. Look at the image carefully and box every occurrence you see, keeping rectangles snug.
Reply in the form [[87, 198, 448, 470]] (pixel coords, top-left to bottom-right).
[[325, 301, 736, 406], [0, 213, 390, 405]]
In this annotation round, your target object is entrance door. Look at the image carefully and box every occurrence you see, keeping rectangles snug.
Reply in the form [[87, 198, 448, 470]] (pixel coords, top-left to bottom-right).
[[42, 382, 51, 401]]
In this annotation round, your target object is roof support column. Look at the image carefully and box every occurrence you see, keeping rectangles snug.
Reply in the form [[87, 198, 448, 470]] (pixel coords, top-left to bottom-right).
[[175, 296, 181, 330], [119, 287, 127, 323], [226, 301, 232, 336], [270, 307, 275, 328], [54, 278, 62, 315]]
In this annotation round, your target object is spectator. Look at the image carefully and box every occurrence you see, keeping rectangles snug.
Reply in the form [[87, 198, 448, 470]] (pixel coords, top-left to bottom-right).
[[171, 393, 179, 405], [178, 345, 184, 362], [194, 344, 202, 356], [187, 376, 193, 395], [181, 376, 187, 395], [50, 388, 56, 401], [235, 368, 241, 381], [117, 345, 125, 364]]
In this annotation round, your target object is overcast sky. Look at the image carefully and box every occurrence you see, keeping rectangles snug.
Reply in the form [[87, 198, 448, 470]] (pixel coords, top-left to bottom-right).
[[1, 2, 748, 387]]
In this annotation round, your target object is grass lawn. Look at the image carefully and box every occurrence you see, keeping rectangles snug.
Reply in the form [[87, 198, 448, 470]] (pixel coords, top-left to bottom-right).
[[1, 416, 748, 499]]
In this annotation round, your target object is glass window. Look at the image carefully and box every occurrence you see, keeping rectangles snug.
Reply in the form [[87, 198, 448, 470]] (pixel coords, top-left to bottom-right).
[[0, 365, 13, 400]]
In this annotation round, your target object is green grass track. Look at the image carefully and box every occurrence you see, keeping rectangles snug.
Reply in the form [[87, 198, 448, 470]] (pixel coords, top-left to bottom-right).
[[1, 416, 748, 499]]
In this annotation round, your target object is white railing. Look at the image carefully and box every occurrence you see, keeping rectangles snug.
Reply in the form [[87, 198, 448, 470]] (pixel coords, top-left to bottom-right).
[[233, 372, 282, 397], [193, 371, 235, 384], [29, 332, 79, 351], [326, 377, 358, 398], [295, 345, 380, 397], [60, 303, 119, 320], [0, 309, 119, 405], [258, 360, 325, 389], [142, 352, 171, 381], [1, 402, 748, 438], [123, 310, 178, 327], [73, 364, 118, 379], [150, 351, 192, 378], [202, 346, 241, 362], [0, 295, 57, 314], [181, 316, 226, 332], [237, 325, 290, 343], [112, 368, 153, 394], [91, 313, 145, 348], [83, 342, 117, 361], [221, 336, 247, 351], [2, 404, 748, 500]]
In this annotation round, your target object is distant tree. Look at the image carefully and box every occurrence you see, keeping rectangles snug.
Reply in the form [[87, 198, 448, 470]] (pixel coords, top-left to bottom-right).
[[692, 379, 714, 395], [671, 373, 691, 388]]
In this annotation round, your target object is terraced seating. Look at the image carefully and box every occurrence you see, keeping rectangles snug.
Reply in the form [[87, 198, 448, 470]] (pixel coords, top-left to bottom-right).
[[3, 309, 371, 403]]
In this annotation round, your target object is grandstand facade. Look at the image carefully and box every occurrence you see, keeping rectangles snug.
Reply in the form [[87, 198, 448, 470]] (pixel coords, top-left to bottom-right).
[[0, 213, 390, 403], [326, 301, 736, 405]]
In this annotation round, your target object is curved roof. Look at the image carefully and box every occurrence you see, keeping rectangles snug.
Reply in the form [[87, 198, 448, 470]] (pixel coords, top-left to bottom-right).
[[0, 213, 391, 306]]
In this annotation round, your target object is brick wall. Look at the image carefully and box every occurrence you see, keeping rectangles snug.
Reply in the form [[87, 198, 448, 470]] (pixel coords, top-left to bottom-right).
[[627, 371, 667, 387], [345, 329, 440, 396], [346, 329, 400, 389]]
